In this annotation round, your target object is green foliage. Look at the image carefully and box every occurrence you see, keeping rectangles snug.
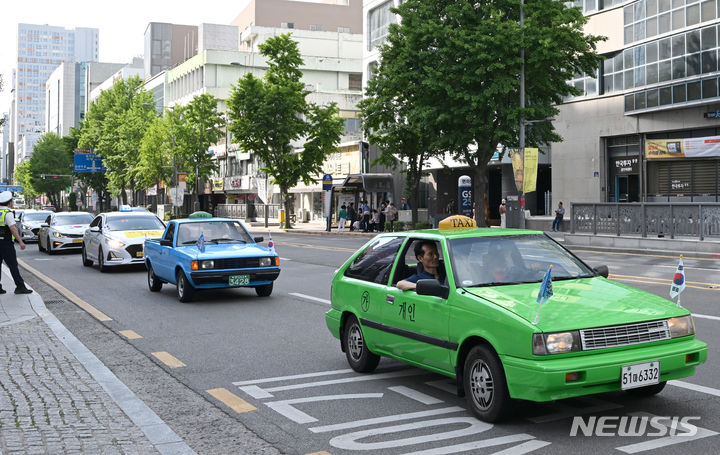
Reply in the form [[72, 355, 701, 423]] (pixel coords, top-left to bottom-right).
[[369, 0, 603, 225], [228, 34, 344, 229], [14, 161, 37, 199], [68, 193, 78, 211], [415, 221, 431, 230], [27, 133, 74, 208], [136, 115, 175, 189]]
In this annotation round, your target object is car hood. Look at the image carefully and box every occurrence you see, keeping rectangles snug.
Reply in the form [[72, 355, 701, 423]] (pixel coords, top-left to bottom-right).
[[23, 220, 45, 228], [463, 277, 688, 331], [53, 225, 88, 235], [178, 243, 272, 259]]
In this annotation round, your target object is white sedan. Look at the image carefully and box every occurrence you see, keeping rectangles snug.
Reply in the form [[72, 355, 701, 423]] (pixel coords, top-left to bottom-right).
[[38, 212, 94, 254], [82, 210, 166, 272]]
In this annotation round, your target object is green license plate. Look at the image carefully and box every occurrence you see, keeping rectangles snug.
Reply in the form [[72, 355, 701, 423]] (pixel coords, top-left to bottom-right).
[[229, 275, 250, 286]]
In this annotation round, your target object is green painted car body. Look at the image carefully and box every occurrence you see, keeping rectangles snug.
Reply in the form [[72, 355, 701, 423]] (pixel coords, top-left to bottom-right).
[[325, 228, 707, 412]]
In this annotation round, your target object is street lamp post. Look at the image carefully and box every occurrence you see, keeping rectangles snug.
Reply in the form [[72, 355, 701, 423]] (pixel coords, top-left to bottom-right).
[[519, 0, 526, 229]]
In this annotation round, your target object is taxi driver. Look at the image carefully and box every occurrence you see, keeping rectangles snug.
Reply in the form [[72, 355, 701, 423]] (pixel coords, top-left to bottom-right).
[[397, 241, 445, 291]]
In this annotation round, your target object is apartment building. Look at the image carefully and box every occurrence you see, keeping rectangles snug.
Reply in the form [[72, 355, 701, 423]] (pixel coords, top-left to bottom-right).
[[144, 23, 198, 78]]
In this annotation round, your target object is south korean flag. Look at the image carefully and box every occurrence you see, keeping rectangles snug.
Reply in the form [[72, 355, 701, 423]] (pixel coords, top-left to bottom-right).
[[669, 255, 685, 301]]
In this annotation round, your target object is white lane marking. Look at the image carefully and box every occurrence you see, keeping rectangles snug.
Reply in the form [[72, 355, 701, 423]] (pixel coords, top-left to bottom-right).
[[389, 386, 443, 405], [266, 393, 383, 424], [288, 292, 331, 305], [280, 257, 292, 261], [265, 369, 426, 393], [401, 436, 547, 455], [528, 397, 622, 424], [426, 379, 457, 395], [615, 412, 719, 453], [669, 380, 720, 398], [238, 385, 273, 399], [232, 368, 353, 386], [33, 258, 54, 261], [309, 406, 465, 433], [693, 313, 720, 321], [652, 265, 720, 272]]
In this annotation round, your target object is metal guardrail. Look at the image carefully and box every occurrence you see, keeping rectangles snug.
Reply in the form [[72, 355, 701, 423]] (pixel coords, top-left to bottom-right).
[[215, 203, 281, 221], [570, 203, 720, 240]]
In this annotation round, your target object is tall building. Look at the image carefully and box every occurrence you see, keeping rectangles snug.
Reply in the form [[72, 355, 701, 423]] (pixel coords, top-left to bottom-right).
[[13, 24, 99, 160], [554, 1, 720, 205], [1, 113, 8, 181], [144, 23, 198, 78]]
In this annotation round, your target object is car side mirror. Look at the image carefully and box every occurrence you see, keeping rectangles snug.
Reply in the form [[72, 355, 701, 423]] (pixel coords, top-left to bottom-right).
[[90, 226, 101, 233], [160, 239, 173, 247], [594, 265, 609, 278], [254, 236, 264, 243], [41, 223, 49, 228], [416, 279, 449, 299]]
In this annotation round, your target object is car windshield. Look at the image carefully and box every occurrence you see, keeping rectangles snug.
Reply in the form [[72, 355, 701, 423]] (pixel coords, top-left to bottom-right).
[[54, 214, 93, 226], [176, 221, 253, 245], [106, 216, 164, 231], [23, 212, 50, 221], [448, 234, 595, 287]]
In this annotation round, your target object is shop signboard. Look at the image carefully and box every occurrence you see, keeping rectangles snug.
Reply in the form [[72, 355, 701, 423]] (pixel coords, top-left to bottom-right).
[[610, 157, 640, 175], [646, 135, 720, 159], [458, 176, 473, 217]]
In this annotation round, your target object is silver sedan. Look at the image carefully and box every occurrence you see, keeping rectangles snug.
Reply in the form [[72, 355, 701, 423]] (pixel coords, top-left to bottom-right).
[[15, 210, 53, 242], [38, 212, 94, 254]]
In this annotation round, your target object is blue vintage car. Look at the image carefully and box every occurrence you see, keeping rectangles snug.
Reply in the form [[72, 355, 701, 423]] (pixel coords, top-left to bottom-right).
[[144, 217, 280, 301]]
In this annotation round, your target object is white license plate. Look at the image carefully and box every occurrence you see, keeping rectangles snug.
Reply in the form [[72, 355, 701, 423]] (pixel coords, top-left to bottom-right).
[[72, 239, 83, 243], [621, 361, 660, 390], [229, 275, 250, 286]]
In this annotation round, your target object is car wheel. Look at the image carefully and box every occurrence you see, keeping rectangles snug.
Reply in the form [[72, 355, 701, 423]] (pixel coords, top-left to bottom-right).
[[46, 236, 54, 255], [343, 315, 380, 373], [98, 248, 108, 273], [81, 245, 93, 267], [147, 263, 162, 292], [38, 238, 45, 252], [176, 269, 194, 302], [625, 381, 667, 397], [255, 283, 273, 297], [463, 344, 512, 423]]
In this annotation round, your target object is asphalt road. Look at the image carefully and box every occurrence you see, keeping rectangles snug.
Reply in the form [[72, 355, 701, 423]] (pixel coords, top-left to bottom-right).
[[17, 232, 720, 455]]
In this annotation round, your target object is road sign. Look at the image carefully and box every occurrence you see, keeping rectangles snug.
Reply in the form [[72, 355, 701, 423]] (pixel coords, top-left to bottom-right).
[[0, 185, 23, 193], [74, 152, 106, 173]]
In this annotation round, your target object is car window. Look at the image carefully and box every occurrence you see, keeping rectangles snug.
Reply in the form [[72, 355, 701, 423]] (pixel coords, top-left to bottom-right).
[[344, 237, 404, 285], [393, 238, 446, 285], [163, 223, 175, 241], [448, 234, 595, 287], [54, 214, 93, 225], [23, 212, 50, 221], [106, 215, 165, 231], [176, 221, 253, 245]]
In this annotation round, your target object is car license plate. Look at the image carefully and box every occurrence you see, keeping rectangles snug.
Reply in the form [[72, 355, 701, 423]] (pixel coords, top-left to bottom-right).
[[72, 239, 83, 243], [229, 275, 250, 286], [136, 251, 144, 258], [621, 361, 660, 390]]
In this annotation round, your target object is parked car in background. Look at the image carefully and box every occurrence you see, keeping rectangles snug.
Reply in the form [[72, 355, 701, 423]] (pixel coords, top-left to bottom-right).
[[38, 212, 94, 254], [43, 205, 56, 212], [15, 210, 53, 242]]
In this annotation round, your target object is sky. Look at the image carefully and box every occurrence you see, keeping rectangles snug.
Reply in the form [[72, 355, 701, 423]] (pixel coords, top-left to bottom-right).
[[0, 0, 251, 113]]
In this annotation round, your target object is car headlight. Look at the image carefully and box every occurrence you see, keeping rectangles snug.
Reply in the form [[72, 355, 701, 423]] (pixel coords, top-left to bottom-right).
[[53, 232, 66, 238], [23, 225, 32, 230], [259, 257, 272, 267], [105, 237, 125, 249], [668, 316, 695, 338], [532, 331, 582, 355], [200, 260, 214, 270]]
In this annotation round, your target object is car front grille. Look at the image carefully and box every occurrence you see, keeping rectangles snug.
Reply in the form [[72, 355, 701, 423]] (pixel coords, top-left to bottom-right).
[[64, 233, 83, 238], [580, 320, 670, 350], [125, 244, 144, 258], [213, 258, 264, 269]]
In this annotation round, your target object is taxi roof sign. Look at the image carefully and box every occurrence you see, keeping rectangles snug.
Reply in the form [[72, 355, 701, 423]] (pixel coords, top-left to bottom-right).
[[188, 211, 213, 219], [439, 215, 477, 230], [119, 205, 133, 212]]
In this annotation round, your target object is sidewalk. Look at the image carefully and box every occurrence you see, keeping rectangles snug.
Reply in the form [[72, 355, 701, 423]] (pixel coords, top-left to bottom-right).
[[0, 265, 195, 455]]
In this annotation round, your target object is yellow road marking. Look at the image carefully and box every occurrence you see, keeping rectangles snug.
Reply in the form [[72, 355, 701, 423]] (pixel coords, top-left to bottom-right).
[[152, 351, 186, 368], [305, 452, 332, 455], [206, 388, 257, 413], [610, 273, 720, 287], [609, 276, 718, 291], [574, 249, 720, 262], [18, 258, 112, 321], [119, 330, 142, 340]]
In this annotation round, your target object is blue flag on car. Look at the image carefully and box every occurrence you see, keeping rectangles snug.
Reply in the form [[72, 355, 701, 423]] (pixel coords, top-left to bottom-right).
[[533, 265, 553, 325], [197, 232, 205, 252]]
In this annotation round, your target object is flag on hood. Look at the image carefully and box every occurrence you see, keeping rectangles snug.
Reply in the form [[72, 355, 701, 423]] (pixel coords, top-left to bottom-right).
[[533, 265, 553, 325], [197, 232, 205, 252], [669, 255, 685, 299], [268, 232, 275, 255]]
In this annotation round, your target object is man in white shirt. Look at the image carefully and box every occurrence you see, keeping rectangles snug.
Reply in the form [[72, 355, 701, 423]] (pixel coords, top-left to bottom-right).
[[0, 191, 32, 294]]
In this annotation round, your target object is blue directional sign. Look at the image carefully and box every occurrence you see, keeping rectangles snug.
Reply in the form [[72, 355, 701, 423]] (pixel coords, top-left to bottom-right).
[[0, 185, 23, 193], [74, 152, 107, 173]]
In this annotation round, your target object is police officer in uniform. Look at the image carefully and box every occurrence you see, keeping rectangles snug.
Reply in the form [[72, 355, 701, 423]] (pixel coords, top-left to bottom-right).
[[0, 191, 32, 294]]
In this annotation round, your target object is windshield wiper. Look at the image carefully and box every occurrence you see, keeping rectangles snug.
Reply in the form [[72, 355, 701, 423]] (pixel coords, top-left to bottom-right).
[[181, 240, 200, 245], [209, 238, 246, 243]]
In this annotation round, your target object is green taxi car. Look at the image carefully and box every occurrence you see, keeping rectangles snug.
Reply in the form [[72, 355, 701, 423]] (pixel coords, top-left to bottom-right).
[[325, 223, 707, 422]]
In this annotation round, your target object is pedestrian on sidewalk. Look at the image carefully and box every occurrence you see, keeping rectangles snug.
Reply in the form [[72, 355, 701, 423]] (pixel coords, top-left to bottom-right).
[[359, 200, 371, 232], [338, 205, 348, 232], [552, 201, 565, 232], [347, 202, 357, 232], [0, 191, 32, 294], [385, 202, 398, 231], [499, 199, 507, 228], [379, 201, 387, 232]]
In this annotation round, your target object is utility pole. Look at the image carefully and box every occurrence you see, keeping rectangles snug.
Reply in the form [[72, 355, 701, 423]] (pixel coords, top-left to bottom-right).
[[519, 0, 526, 229]]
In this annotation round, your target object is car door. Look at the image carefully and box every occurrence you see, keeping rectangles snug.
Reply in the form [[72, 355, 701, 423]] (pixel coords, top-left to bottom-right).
[[39, 214, 52, 248], [153, 222, 176, 281], [383, 238, 453, 373], [338, 236, 406, 352]]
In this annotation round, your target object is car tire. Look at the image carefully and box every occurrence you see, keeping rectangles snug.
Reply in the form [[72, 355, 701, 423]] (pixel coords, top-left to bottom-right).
[[343, 315, 380, 373], [38, 238, 45, 252], [98, 248, 108, 273], [81, 245, 93, 266], [176, 269, 194, 302], [255, 283, 273, 297], [147, 263, 163, 292], [46, 236, 54, 255], [625, 381, 667, 397], [463, 344, 512, 423]]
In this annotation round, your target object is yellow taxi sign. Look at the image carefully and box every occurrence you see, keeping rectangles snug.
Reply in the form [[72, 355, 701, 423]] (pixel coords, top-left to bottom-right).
[[438, 215, 477, 230], [124, 230, 164, 238]]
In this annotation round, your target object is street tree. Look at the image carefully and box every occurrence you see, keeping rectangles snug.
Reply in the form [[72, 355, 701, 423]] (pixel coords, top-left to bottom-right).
[[136, 115, 176, 195], [227, 33, 344, 229], [28, 133, 73, 209], [377, 0, 603, 225], [14, 161, 39, 202], [67, 127, 110, 211], [173, 93, 223, 211], [79, 76, 155, 204]]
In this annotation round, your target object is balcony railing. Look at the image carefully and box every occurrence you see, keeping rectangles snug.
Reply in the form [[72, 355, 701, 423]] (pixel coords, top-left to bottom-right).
[[571, 203, 720, 240]]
